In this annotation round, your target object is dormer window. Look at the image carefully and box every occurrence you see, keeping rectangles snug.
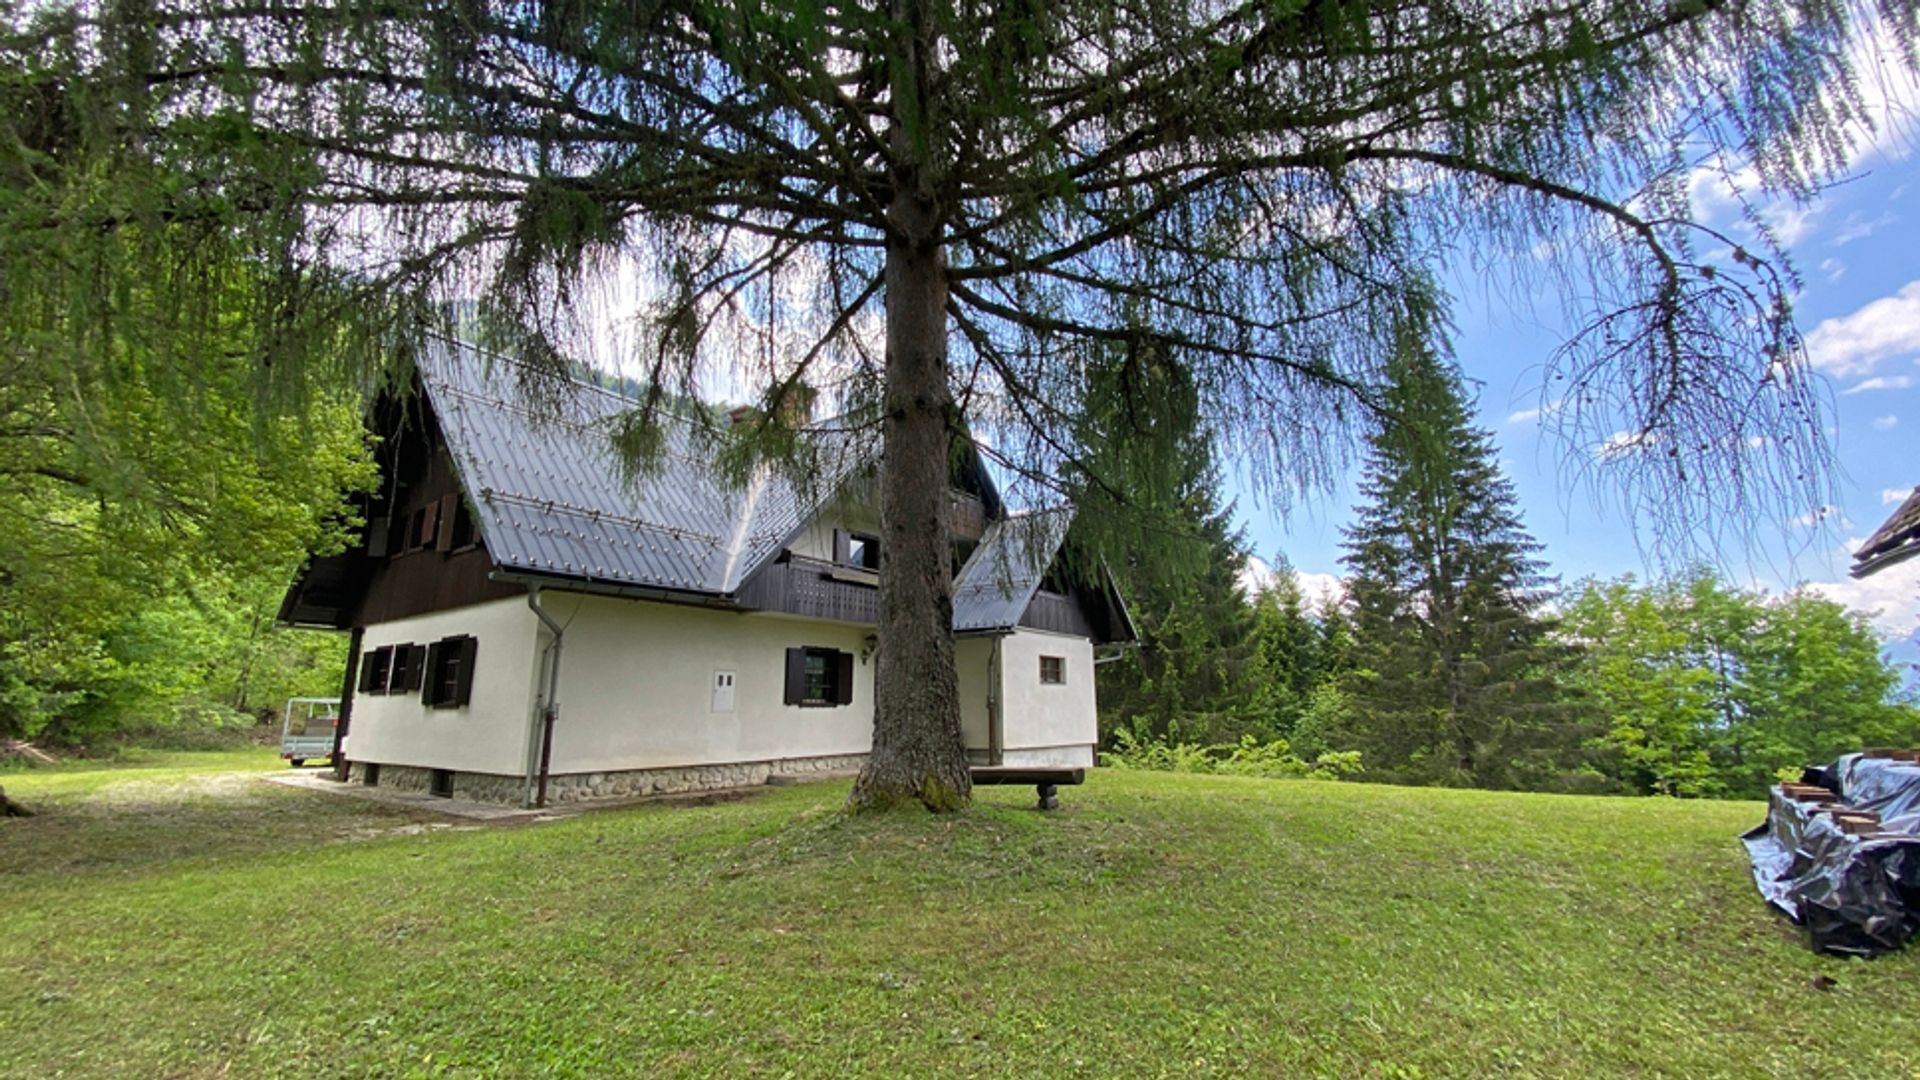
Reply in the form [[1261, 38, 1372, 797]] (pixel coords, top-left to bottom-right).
[[847, 533, 878, 570], [834, 529, 881, 571]]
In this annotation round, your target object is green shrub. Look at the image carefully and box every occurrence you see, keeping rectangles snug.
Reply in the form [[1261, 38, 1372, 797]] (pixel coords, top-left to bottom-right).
[[1101, 728, 1361, 781]]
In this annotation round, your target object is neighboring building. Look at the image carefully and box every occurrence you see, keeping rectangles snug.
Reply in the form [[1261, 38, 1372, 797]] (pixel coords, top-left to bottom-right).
[[1853, 487, 1920, 579], [280, 339, 1134, 806]]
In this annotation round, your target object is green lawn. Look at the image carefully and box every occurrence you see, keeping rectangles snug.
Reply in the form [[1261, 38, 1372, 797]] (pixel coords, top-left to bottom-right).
[[2, 754, 1914, 1079]]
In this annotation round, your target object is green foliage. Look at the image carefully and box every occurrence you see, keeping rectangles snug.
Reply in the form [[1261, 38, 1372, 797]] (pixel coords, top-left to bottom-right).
[[0, 126, 377, 741], [1101, 728, 1362, 781], [1560, 569, 1920, 798], [1239, 558, 1331, 739], [1079, 343, 1263, 745], [1338, 312, 1593, 791]]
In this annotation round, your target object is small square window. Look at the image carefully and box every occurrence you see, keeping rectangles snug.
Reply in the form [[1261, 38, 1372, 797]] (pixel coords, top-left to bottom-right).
[[846, 534, 879, 570], [1039, 655, 1065, 685], [785, 647, 853, 707]]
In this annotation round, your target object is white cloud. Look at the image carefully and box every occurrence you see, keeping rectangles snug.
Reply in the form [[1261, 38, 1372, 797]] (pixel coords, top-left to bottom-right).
[[1883, 488, 1914, 505], [1683, 34, 1916, 255], [1241, 556, 1346, 608], [1819, 257, 1847, 283], [1803, 281, 1920, 379], [1832, 211, 1896, 245], [1802, 559, 1920, 641], [1873, 414, 1900, 430], [1790, 505, 1849, 529], [1596, 429, 1659, 460], [1842, 375, 1916, 394]]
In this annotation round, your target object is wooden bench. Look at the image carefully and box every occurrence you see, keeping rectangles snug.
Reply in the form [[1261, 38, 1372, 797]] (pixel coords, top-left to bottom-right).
[[970, 767, 1085, 810]]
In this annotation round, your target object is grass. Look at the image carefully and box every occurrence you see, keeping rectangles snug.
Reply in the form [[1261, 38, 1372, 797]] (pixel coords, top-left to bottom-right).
[[2, 752, 1916, 1078]]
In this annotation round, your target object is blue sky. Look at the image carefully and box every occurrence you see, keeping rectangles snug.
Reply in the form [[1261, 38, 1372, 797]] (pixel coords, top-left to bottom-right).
[[1234, 60, 1920, 659]]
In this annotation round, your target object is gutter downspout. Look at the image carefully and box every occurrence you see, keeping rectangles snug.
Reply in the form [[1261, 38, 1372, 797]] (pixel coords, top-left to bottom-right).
[[988, 634, 1004, 766], [526, 586, 564, 809]]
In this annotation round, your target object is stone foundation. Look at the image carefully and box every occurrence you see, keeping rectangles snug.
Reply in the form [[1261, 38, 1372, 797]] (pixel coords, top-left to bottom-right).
[[348, 753, 866, 806]]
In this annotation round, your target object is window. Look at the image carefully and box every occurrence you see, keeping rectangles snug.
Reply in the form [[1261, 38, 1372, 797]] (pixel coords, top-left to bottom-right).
[[1039, 655, 1065, 685], [846, 533, 879, 570], [834, 529, 881, 571], [784, 647, 854, 707], [390, 643, 426, 694], [358, 646, 394, 694], [359, 644, 427, 696], [445, 497, 477, 551], [422, 635, 478, 708]]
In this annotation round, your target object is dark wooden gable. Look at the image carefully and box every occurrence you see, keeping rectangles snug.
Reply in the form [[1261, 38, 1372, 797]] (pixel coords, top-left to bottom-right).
[[279, 388, 520, 630]]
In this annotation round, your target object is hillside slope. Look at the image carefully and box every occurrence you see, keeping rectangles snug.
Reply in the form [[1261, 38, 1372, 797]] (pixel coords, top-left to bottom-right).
[[2, 758, 1914, 1078]]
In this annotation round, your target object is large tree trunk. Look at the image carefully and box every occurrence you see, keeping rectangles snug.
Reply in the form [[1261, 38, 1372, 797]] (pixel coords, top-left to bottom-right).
[[0, 784, 31, 817], [846, 157, 972, 813]]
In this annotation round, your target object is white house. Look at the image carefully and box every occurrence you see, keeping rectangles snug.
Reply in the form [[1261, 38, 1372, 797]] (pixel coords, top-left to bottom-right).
[[279, 339, 1135, 807]]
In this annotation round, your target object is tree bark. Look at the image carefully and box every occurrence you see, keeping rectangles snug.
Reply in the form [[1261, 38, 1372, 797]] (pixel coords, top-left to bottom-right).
[[846, 128, 972, 812], [0, 784, 31, 817]]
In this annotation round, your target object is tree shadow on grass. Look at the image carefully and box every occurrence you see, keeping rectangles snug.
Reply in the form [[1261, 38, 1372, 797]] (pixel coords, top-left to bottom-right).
[[0, 771, 449, 881]]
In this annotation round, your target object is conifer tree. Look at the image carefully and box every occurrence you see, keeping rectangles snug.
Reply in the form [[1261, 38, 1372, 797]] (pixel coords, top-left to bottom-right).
[[1340, 311, 1583, 789], [1076, 344, 1255, 745], [4, 0, 1890, 808], [1243, 556, 1326, 741]]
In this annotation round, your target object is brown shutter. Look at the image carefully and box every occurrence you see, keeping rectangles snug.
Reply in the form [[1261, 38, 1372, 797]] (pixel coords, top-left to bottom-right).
[[366, 517, 390, 558], [421, 641, 444, 704], [435, 494, 458, 551], [783, 648, 806, 704], [834, 651, 855, 705], [452, 636, 478, 706], [418, 500, 440, 550]]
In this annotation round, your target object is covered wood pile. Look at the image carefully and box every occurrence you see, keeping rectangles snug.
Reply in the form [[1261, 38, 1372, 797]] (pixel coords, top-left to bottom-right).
[[1743, 751, 1920, 956]]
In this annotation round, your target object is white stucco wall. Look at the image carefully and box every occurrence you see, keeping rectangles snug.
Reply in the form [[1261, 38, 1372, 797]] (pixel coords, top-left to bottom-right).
[[346, 590, 1101, 780], [545, 594, 877, 774], [997, 628, 1097, 767], [785, 491, 883, 563], [347, 597, 542, 776]]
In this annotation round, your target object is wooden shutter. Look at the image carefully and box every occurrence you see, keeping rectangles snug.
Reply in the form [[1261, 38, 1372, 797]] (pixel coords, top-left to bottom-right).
[[783, 648, 806, 704], [421, 641, 444, 704], [366, 517, 391, 558], [396, 644, 423, 692], [418, 500, 440, 550], [358, 651, 381, 692], [435, 494, 459, 551], [834, 651, 855, 705], [832, 529, 850, 565], [452, 636, 478, 706]]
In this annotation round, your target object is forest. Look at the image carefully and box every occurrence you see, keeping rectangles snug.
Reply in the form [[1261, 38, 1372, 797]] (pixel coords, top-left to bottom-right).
[[1091, 329, 1920, 801]]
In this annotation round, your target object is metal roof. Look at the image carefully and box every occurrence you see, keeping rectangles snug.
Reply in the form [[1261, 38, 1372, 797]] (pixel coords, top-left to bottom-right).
[[420, 338, 869, 596], [1853, 486, 1920, 579], [952, 510, 1073, 632]]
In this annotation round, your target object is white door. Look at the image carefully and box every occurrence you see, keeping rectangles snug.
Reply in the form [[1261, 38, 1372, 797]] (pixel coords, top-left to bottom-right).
[[710, 670, 737, 714]]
